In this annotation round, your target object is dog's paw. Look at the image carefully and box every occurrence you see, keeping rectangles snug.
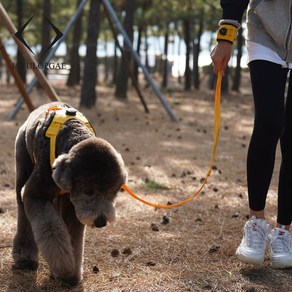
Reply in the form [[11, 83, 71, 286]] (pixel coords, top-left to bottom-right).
[[52, 273, 81, 287], [12, 259, 38, 271]]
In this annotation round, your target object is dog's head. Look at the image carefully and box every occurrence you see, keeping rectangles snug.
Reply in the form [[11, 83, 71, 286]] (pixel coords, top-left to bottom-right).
[[52, 137, 127, 228]]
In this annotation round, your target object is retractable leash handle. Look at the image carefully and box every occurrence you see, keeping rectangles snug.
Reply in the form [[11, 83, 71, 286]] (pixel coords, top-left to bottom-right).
[[122, 71, 222, 209]]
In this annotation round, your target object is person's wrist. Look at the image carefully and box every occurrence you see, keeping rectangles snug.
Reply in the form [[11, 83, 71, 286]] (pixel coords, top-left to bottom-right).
[[216, 23, 238, 44], [217, 39, 234, 45]]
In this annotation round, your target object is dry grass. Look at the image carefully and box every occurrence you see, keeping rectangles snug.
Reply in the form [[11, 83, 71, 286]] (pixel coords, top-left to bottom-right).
[[1, 77, 292, 291]]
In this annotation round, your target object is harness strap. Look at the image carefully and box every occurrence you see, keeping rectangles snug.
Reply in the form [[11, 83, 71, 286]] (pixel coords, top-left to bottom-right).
[[45, 106, 95, 168]]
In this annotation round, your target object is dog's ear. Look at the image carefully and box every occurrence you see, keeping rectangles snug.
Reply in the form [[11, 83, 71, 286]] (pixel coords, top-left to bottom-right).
[[52, 154, 72, 192]]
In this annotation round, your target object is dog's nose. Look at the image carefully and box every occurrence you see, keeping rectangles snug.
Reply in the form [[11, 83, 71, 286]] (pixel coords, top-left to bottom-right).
[[94, 214, 107, 228]]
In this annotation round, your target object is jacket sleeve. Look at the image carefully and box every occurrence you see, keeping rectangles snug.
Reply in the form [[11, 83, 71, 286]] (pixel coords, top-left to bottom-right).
[[220, 0, 249, 22]]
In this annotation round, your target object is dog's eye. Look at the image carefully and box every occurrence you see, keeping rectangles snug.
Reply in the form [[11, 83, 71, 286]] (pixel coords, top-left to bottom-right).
[[84, 189, 94, 196]]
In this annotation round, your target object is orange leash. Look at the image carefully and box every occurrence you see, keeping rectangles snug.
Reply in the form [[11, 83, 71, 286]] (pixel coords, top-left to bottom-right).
[[122, 71, 222, 209]]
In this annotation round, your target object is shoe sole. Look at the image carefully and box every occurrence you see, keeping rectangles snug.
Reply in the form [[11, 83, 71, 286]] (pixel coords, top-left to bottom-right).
[[236, 249, 264, 266], [271, 258, 292, 269]]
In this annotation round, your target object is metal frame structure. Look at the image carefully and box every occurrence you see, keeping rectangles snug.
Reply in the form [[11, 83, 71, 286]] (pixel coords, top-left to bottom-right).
[[0, 0, 177, 121], [0, 0, 88, 119]]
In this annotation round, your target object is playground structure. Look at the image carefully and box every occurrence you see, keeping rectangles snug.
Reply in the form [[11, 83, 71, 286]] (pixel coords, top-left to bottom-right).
[[0, 0, 176, 121]]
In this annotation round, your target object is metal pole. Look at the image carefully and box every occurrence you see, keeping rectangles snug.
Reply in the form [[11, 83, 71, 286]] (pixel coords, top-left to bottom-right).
[[101, 0, 177, 122], [7, 0, 88, 119], [0, 3, 60, 104]]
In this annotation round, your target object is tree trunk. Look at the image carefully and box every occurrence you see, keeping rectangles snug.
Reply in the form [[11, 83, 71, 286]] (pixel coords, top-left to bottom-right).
[[67, 0, 83, 87], [80, 0, 100, 108], [222, 67, 229, 93], [176, 23, 182, 84], [161, 23, 169, 89], [114, 0, 135, 99], [104, 31, 109, 84], [39, 0, 51, 75], [193, 10, 204, 90], [144, 28, 149, 70], [232, 26, 243, 92], [133, 26, 142, 86], [112, 39, 118, 84], [183, 19, 191, 91], [144, 28, 150, 87], [0, 57, 2, 82], [16, 0, 26, 84], [208, 66, 229, 92]]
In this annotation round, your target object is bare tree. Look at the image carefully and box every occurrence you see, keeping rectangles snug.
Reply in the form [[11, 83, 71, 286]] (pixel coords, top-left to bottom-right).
[[161, 23, 169, 89], [67, 0, 83, 87], [115, 0, 135, 99], [183, 18, 191, 91], [16, 0, 26, 84], [39, 0, 51, 75], [80, 0, 100, 108], [193, 9, 204, 90], [232, 27, 243, 92]]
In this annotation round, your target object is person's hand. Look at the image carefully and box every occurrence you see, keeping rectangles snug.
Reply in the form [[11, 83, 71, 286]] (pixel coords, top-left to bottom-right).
[[210, 41, 233, 75]]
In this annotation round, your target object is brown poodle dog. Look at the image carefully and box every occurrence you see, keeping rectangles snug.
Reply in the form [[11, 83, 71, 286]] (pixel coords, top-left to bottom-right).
[[12, 102, 127, 286]]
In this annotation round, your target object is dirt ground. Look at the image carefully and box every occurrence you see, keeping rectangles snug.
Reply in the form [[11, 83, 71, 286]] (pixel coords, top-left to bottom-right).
[[0, 76, 291, 292]]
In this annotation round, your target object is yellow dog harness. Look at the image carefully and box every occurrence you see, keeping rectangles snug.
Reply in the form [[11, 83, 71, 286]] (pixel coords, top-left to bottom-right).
[[45, 105, 95, 168]]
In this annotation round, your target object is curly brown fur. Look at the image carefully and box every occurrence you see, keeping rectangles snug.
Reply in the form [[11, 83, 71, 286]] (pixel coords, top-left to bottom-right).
[[13, 102, 127, 286]]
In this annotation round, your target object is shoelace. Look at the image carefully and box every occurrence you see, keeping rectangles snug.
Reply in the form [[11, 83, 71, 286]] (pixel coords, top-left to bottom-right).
[[246, 223, 267, 249], [270, 233, 292, 254]]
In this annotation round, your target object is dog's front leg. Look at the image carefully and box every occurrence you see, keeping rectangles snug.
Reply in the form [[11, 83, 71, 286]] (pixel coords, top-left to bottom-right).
[[23, 193, 78, 286], [59, 197, 85, 283]]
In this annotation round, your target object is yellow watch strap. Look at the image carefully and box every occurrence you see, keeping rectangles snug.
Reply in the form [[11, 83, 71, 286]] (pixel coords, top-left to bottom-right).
[[216, 24, 238, 44]]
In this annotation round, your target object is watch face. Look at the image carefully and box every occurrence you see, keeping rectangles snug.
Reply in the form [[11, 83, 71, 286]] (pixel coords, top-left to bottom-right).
[[219, 27, 227, 35]]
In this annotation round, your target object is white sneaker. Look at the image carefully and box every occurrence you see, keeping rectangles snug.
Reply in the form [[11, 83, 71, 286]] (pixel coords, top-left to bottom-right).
[[269, 226, 292, 268], [236, 216, 269, 265]]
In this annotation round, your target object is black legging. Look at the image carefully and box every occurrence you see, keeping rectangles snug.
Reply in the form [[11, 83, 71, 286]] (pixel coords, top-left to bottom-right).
[[247, 60, 292, 225]]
